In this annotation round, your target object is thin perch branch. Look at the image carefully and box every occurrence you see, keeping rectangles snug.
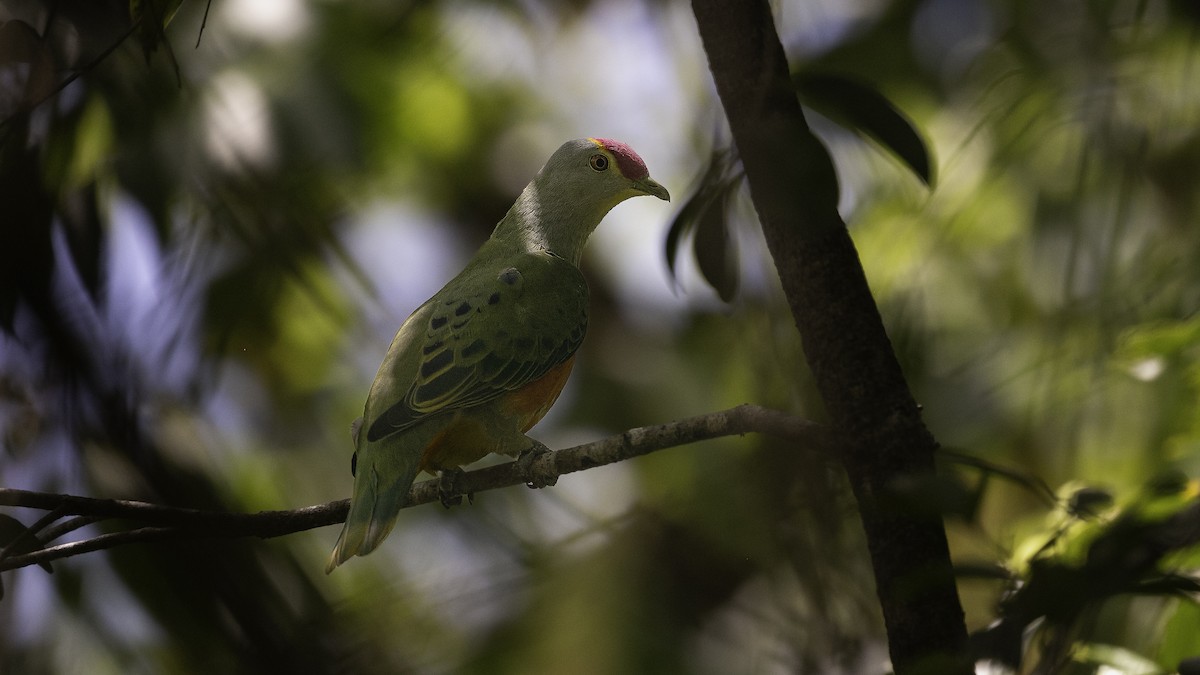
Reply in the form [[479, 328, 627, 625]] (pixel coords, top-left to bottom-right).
[[0, 405, 831, 572]]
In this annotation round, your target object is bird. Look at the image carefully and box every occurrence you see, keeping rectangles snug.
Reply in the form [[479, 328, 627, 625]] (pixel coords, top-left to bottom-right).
[[326, 138, 670, 572]]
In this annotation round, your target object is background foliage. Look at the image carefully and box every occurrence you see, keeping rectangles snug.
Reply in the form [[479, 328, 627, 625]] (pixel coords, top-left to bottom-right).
[[1, 0, 1199, 673]]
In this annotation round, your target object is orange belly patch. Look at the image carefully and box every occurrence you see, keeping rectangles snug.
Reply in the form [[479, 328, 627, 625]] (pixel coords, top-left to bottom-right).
[[417, 355, 576, 472], [504, 356, 576, 432], [418, 415, 493, 472]]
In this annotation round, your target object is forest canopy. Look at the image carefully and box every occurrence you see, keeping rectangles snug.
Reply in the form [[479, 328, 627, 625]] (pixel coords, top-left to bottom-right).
[[2, 0, 1199, 673]]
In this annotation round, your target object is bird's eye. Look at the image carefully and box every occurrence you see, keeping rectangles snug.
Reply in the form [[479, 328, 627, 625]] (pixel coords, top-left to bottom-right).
[[589, 154, 609, 171]]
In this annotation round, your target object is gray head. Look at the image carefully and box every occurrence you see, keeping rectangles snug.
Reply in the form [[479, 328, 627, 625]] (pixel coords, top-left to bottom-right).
[[499, 138, 670, 262], [535, 138, 670, 206]]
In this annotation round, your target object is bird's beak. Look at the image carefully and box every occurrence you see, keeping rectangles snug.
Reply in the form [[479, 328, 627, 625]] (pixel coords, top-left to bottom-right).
[[633, 176, 671, 202]]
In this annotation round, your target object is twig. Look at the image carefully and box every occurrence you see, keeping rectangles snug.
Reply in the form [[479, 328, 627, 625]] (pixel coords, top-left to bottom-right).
[[0, 405, 831, 572], [196, 0, 214, 48]]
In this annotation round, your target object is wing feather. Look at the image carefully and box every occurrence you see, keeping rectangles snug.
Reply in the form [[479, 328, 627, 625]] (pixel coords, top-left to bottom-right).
[[367, 256, 586, 443]]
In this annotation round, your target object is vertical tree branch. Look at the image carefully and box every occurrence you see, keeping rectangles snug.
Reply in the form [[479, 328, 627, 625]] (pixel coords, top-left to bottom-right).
[[690, 2, 971, 672]]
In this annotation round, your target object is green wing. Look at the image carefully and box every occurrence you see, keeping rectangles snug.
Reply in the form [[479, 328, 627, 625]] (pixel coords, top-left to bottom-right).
[[366, 254, 587, 443]]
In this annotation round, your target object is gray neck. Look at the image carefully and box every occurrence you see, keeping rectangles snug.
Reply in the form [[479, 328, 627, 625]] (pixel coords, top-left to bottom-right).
[[491, 180, 611, 266]]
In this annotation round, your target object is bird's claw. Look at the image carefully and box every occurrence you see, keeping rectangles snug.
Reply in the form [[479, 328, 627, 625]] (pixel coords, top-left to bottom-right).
[[517, 441, 558, 489], [438, 467, 471, 508]]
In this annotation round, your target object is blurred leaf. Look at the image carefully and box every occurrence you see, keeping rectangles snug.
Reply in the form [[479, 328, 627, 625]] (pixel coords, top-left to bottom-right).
[[887, 469, 984, 521], [793, 70, 933, 186], [981, 488, 1200, 669], [664, 147, 727, 280], [1131, 574, 1200, 596], [1147, 469, 1192, 497], [1159, 600, 1200, 668], [939, 447, 1059, 508], [1170, 0, 1200, 24], [953, 562, 1013, 581], [692, 179, 739, 302], [0, 120, 55, 333], [0, 514, 53, 580], [1073, 642, 1164, 675], [53, 564, 85, 610], [0, 19, 58, 117], [1119, 317, 1200, 358], [664, 147, 743, 301], [1068, 486, 1115, 519], [129, 0, 182, 82]]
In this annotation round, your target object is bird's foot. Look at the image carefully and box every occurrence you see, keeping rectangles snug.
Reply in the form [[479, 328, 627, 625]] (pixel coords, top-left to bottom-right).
[[438, 467, 471, 508], [517, 441, 558, 489]]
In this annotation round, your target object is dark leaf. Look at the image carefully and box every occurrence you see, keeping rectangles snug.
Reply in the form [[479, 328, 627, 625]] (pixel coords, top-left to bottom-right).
[[1068, 486, 1114, 519], [938, 447, 1058, 507], [793, 71, 934, 186], [54, 565, 85, 609], [1147, 468, 1190, 496], [662, 198, 694, 285], [664, 147, 735, 282], [0, 514, 54, 575], [130, 0, 182, 83], [886, 470, 983, 521], [1170, 0, 1200, 25], [0, 19, 59, 116], [969, 619, 1024, 669], [953, 562, 1013, 581], [0, 120, 56, 334], [664, 147, 743, 301], [692, 180, 739, 302], [1131, 574, 1200, 597]]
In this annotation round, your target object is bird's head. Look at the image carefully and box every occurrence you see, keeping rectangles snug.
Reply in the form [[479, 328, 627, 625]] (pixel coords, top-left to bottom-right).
[[499, 137, 670, 262], [537, 137, 671, 207]]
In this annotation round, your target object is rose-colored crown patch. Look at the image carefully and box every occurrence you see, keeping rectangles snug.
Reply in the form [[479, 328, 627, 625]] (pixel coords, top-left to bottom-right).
[[589, 138, 649, 180]]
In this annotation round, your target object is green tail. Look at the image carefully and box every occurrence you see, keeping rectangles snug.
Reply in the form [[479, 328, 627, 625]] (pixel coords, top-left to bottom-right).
[[325, 430, 427, 573]]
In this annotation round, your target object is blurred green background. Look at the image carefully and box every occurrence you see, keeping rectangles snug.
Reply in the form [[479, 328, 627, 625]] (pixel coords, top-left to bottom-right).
[[2, 0, 1199, 673]]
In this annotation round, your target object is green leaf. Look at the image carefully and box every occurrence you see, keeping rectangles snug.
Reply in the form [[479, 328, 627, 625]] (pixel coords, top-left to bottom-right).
[[1073, 643, 1164, 675], [793, 71, 934, 186], [1159, 600, 1200, 667]]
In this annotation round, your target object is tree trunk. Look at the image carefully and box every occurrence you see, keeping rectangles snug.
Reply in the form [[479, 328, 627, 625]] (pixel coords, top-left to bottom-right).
[[691, 1, 971, 672]]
